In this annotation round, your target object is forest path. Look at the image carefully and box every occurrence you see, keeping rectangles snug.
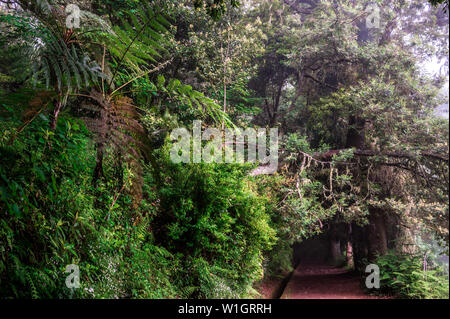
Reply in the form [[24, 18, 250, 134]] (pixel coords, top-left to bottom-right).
[[280, 263, 379, 299]]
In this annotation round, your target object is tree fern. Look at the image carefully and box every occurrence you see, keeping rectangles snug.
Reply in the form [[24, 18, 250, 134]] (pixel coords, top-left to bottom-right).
[[81, 91, 152, 201]]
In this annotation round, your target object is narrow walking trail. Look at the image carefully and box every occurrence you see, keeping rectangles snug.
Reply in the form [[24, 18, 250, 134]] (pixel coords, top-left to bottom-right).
[[280, 264, 380, 299]]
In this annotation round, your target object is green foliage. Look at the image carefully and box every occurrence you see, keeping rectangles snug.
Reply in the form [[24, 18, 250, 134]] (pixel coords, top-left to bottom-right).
[[31, 33, 103, 92], [0, 102, 174, 299], [0, 102, 98, 298], [192, 0, 240, 20], [428, 0, 449, 10], [0, 100, 275, 298], [105, 3, 171, 75], [124, 244, 179, 298], [150, 146, 276, 297], [374, 251, 449, 299], [263, 241, 294, 277], [0, 4, 104, 92]]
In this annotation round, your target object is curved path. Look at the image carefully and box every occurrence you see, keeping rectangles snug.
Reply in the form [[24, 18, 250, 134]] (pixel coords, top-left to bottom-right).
[[280, 264, 380, 299]]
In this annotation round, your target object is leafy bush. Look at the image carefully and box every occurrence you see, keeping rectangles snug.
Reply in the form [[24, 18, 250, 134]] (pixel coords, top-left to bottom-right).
[[262, 241, 294, 277], [150, 146, 276, 298], [375, 251, 449, 299]]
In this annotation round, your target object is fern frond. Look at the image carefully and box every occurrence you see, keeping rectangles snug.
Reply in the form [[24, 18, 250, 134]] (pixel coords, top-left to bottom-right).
[[28, 29, 104, 93], [25, 272, 39, 299], [80, 91, 153, 205], [180, 286, 199, 298], [107, 4, 172, 83]]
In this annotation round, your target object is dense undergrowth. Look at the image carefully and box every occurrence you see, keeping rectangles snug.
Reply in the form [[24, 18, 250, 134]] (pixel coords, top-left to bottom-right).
[[0, 96, 278, 298]]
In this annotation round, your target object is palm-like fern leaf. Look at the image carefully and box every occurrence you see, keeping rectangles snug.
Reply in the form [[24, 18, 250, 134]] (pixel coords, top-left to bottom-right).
[[31, 30, 104, 91], [106, 4, 171, 83], [2, 1, 109, 93]]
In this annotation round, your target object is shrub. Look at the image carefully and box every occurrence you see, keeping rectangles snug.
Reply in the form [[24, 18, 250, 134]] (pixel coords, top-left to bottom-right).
[[375, 251, 449, 299], [150, 147, 276, 298]]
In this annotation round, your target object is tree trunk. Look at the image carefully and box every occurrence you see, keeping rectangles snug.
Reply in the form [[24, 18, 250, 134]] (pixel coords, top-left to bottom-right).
[[330, 239, 341, 265], [268, 81, 283, 127], [346, 223, 354, 269], [368, 208, 388, 262], [92, 144, 104, 185], [329, 224, 341, 265], [50, 97, 62, 130], [351, 223, 369, 270]]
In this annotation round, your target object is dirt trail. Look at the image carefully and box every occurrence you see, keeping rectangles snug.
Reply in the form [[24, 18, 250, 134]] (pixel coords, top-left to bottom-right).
[[280, 263, 380, 299]]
